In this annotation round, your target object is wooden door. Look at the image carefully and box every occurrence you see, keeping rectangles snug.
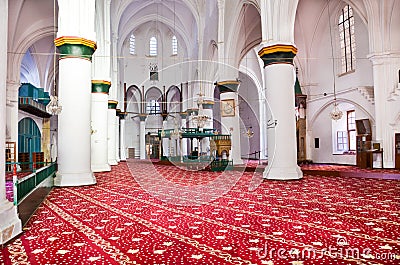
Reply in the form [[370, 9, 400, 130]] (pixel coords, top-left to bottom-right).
[[395, 133, 400, 169]]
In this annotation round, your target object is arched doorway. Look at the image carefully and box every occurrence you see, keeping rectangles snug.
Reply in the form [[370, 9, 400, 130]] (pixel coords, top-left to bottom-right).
[[18, 118, 41, 170]]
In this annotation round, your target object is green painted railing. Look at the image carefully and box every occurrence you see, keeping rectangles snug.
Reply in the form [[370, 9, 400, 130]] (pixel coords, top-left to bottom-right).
[[13, 162, 57, 205], [163, 156, 233, 171], [210, 160, 233, 171], [158, 128, 218, 138]]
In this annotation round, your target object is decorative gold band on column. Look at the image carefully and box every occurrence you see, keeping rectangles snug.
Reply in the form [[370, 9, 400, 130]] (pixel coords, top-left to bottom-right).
[[108, 100, 118, 109], [55, 36, 97, 61], [92, 80, 111, 94], [215, 80, 240, 93], [119, 112, 128, 119], [202, 100, 214, 109], [139, 114, 147, 121], [187, 108, 199, 116], [258, 44, 298, 67], [180, 112, 188, 119]]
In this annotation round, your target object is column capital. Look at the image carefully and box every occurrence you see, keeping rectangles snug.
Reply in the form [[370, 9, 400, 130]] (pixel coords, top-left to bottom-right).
[[55, 36, 97, 61], [367, 51, 400, 65], [295, 94, 307, 109], [258, 44, 297, 67], [92, 80, 111, 94], [202, 100, 214, 109], [118, 112, 128, 119], [139, 114, 147, 121], [108, 100, 118, 109], [187, 108, 199, 117], [180, 112, 188, 119], [215, 80, 240, 93], [161, 113, 169, 121]]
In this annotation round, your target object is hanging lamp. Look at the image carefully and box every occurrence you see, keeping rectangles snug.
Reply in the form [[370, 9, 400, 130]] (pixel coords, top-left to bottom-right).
[[327, 0, 343, 121], [46, 0, 62, 115]]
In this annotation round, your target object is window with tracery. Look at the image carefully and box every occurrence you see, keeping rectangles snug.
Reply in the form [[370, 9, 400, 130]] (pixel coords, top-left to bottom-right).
[[338, 5, 356, 74], [172, 35, 178, 55], [149, 37, 157, 56], [129, 34, 136, 55], [146, 99, 160, 114]]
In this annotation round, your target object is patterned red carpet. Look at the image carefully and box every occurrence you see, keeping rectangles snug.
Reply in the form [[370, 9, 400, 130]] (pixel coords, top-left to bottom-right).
[[301, 164, 400, 180], [1, 160, 399, 264], [301, 164, 400, 174]]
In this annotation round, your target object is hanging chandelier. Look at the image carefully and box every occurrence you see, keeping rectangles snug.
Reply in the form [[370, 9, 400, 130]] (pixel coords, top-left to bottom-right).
[[47, 3, 62, 116], [243, 127, 254, 138], [329, 101, 343, 120], [326, 0, 342, 121], [192, 90, 210, 131], [46, 95, 62, 115]]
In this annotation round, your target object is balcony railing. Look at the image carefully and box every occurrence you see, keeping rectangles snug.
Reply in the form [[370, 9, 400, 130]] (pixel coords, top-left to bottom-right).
[[18, 97, 51, 118]]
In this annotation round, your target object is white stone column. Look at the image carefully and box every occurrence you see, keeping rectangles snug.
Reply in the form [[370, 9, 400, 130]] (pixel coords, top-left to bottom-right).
[[368, 54, 400, 168], [217, 83, 243, 165], [91, 81, 111, 172], [115, 114, 120, 162], [180, 113, 188, 156], [139, 115, 147, 160], [119, 113, 127, 161], [258, 44, 302, 180], [54, 48, 96, 186], [0, 0, 22, 244], [259, 94, 268, 159], [54, 0, 97, 186], [6, 81, 19, 163], [188, 110, 198, 152], [54, 51, 98, 186], [91, 0, 112, 170], [201, 101, 214, 156], [107, 100, 118, 165]]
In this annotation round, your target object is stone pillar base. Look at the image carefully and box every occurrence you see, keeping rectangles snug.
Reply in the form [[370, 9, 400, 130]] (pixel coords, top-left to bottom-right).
[[0, 201, 22, 244], [232, 158, 244, 166], [54, 172, 96, 187], [108, 159, 118, 166], [91, 163, 111, 172], [263, 165, 303, 180]]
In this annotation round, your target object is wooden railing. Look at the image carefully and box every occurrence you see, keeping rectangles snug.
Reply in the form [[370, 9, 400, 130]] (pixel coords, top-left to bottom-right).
[[246, 151, 261, 160]]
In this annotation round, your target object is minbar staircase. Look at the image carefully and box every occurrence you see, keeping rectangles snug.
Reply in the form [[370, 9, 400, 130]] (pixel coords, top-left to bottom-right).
[[357, 86, 375, 104], [388, 83, 400, 101]]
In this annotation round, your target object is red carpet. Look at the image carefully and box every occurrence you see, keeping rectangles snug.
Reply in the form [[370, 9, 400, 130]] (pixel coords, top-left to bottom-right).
[[301, 164, 400, 180], [301, 163, 400, 174], [1, 160, 399, 264]]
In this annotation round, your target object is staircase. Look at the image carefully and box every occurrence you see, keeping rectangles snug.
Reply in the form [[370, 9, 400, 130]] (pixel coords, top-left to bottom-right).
[[387, 83, 400, 101], [357, 86, 375, 104]]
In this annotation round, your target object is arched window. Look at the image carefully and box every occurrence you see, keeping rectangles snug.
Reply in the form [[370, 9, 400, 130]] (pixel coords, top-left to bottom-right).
[[172, 35, 178, 55], [129, 34, 136, 55], [338, 5, 356, 74], [146, 99, 160, 114], [149, 37, 157, 56]]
